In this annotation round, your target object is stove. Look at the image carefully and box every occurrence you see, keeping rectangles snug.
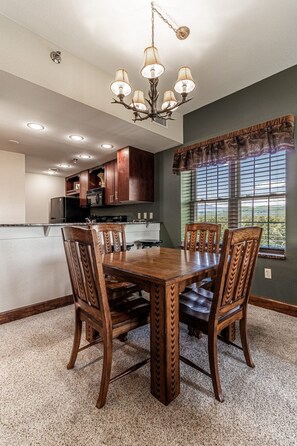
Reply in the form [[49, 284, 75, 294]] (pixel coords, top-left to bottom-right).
[[89, 215, 128, 223]]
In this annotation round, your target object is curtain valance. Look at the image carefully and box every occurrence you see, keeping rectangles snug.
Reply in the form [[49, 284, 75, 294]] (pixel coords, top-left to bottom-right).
[[172, 114, 295, 174]]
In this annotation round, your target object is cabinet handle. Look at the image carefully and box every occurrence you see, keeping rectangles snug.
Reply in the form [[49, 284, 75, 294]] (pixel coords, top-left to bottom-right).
[[110, 195, 113, 203], [115, 191, 118, 201]]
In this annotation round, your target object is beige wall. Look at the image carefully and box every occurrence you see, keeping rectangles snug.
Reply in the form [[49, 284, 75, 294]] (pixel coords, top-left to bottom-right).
[[0, 150, 25, 223], [25, 173, 65, 223]]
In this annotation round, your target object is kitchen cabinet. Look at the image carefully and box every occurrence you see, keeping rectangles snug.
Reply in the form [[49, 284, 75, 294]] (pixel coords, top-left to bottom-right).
[[88, 166, 104, 189], [104, 159, 118, 205], [65, 170, 89, 206], [65, 147, 154, 207], [117, 146, 154, 203]]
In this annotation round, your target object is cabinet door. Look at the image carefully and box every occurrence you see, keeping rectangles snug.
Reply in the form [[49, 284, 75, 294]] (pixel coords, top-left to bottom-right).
[[117, 147, 130, 202], [104, 160, 116, 205], [118, 146, 154, 203], [79, 170, 89, 207]]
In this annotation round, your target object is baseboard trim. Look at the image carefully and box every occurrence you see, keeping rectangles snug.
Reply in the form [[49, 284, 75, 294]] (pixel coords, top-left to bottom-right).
[[0, 295, 73, 325], [250, 294, 297, 317]]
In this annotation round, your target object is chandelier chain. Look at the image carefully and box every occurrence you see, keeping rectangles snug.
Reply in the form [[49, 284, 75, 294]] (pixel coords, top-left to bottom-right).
[[151, 2, 155, 46], [151, 2, 177, 37]]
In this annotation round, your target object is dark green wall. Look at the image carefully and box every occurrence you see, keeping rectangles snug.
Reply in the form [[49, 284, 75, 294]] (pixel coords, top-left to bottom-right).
[[158, 65, 297, 305]]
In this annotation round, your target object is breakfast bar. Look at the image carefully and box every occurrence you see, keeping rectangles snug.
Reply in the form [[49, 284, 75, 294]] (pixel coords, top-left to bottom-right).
[[0, 222, 160, 315]]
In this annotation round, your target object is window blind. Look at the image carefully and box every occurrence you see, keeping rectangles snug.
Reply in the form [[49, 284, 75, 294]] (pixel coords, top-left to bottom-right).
[[180, 152, 287, 252]]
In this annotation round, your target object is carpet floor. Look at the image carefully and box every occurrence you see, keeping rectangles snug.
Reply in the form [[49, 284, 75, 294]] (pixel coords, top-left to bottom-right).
[[0, 304, 296, 446]]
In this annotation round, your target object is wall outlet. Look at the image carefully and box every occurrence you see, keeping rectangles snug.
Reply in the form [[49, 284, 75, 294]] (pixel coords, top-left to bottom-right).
[[264, 268, 272, 279], [149, 212, 153, 220], [143, 212, 147, 219], [137, 213, 141, 220]]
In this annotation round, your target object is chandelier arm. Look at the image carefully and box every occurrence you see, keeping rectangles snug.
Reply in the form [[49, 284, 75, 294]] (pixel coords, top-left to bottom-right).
[[111, 97, 149, 115], [134, 114, 151, 122], [155, 96, 193, 115]]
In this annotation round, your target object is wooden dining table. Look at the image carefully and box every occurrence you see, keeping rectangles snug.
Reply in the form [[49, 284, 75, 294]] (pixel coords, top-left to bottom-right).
[[102, 246, 220, 406]]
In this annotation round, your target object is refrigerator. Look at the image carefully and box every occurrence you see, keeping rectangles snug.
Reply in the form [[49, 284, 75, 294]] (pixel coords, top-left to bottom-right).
[[49, 197, 89, 223]]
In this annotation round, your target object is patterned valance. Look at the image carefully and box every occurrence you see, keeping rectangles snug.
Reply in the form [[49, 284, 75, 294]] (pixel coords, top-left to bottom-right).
[[173, 114, 295, 174]]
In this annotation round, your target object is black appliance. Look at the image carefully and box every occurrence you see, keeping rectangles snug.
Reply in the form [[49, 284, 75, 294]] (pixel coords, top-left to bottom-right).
[[50, 197, 89, 223], [86, 188, 104, 207]]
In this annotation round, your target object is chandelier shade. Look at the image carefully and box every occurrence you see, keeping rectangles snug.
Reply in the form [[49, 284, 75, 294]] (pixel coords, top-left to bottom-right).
[[162, 90, 178, 111], [110, 69, 131, 97], [174, 66, 195, 94], [110, 2, 195, 122], [141, 46, 165, 79], [131, 90, 147, 111]]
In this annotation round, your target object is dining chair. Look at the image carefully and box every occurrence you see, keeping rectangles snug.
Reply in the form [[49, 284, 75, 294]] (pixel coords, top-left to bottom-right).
[[183, 222, 221, 254], [183, 223, 221, 337], [179, 226, 262, 402], [184, 222, 221, 290], [62, 226, 150, 409], [91, 223, 141, 299]]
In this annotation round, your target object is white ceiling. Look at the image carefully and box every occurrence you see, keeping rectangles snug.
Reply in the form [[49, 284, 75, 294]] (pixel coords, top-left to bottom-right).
[[1, 0, 297, 114], [0, 71, 177, 176], [0, 0, 297, 175]]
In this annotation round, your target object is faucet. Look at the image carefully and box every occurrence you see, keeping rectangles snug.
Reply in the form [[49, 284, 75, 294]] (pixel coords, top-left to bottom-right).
[[85, 217, 96, 224]]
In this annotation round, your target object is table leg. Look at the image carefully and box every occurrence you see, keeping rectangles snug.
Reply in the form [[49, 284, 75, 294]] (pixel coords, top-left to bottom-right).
[[150, 283, 180, 405]]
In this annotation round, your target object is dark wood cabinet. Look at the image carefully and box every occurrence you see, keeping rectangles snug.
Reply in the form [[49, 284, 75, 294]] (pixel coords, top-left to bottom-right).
[[65, 170, 89, 207], [104, 159, 118, 205], [117, 146, 154, 203], [89, 166, 104, 190], [65, 147, 154, 207]]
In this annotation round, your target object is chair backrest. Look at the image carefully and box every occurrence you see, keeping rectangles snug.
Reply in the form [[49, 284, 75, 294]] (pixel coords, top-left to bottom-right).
[[184, 223, 221, 254], [211, 227, 262, 320], [91, 224, 127, 254], [62, 226, 110, 325]]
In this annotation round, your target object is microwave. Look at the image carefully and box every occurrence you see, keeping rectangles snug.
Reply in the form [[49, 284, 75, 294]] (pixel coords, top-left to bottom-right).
[[86, 188, 104, 207]]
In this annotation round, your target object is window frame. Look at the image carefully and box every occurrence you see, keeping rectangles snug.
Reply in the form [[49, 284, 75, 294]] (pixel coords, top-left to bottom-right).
[[181, 152, 287, 258]]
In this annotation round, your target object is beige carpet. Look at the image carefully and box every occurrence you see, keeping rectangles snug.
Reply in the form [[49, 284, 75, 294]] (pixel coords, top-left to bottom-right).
[[0, 304, 296, 446]]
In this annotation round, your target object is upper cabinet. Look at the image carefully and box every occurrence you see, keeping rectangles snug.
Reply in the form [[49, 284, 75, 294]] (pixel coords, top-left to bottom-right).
[[65, 147, 154, 207], [117, 146, 154, 203], [65, 170, 89, 207], [88, 166, 105, 190], [104, 159, 118, 205]]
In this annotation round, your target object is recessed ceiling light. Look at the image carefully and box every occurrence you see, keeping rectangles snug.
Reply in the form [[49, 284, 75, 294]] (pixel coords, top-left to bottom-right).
[[27, 123, 45, 130], [58, 163, 72, 168], [8, 139, 20, 144], [69, 135, 84, 141], [101, 144, 114, 149], [47, 168, 58, 175], [78, 154, 91, 159]]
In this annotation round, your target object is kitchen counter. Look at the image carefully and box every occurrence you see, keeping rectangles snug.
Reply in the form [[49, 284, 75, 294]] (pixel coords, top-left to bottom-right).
[[0, 221, 160, 227], [0, 222, 160, 314]]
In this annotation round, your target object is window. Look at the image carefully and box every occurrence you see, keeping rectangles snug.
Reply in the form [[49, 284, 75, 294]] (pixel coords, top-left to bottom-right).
[[181, 152, 286, 254]]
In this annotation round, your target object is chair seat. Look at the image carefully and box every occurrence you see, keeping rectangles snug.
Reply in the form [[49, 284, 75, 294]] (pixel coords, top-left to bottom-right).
[[185, 277, 213, 292], [180, 288, 213, 323], [105, 276, 139, 291], [110, 295, 150, 326], [180, 287, 240, 327]]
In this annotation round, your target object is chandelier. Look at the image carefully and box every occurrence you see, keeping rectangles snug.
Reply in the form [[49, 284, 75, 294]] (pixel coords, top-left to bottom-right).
[[110, 1, 195, 122]]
